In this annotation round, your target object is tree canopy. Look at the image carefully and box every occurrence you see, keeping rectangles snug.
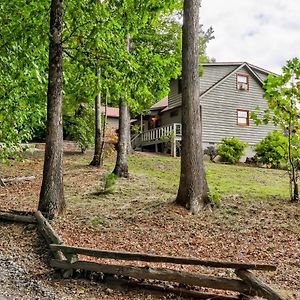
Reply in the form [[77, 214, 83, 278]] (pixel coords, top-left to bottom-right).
[[252, 57, 300, 202], [0, 0, 213, 160]]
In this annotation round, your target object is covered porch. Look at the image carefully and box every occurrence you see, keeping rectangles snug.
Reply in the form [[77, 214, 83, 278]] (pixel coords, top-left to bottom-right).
[[132, 123, 182, 157]]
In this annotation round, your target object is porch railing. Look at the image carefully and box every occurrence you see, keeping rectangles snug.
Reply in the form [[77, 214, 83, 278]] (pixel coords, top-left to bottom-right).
[[140, 123, 182, 143]]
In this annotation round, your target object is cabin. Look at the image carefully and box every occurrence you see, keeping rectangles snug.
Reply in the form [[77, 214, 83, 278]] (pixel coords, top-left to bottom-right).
[[101, 106, 119, 129], [133, 62, 276, 158]]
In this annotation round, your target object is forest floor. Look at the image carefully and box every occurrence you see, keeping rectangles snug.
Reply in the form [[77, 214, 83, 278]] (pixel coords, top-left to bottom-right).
[[0, 143, 299, 299]]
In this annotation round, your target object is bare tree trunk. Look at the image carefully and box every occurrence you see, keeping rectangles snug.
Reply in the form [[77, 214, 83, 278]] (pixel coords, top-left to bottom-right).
[[125, 34, 132, 155], [90, 68, 102, 167], [90, 94, 102, 167], [175, 0, 210, 213], [113, 101, 129, 177], [99, 91, 108, 166], [39, 0, 65, 220], [288, 122, 299, 202], [127, 104, 133, 154], [113, 35, 132, 177], [293, 183, 299, 202]]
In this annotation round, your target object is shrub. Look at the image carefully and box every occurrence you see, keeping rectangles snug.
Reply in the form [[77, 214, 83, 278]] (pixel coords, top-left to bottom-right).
[[160, 131, 180, 155], [208, 188, 221, 208], [101, 127, 118, 159], [131, 124, 141, 135], [254, 130, 288, 168], [102, 172, 117, 194], [216, 137, 247, 164]]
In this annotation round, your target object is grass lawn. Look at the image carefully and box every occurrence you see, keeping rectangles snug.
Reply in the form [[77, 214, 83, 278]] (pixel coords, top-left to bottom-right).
[[0, 147, 299, 299], [128, 154, 290, 202]]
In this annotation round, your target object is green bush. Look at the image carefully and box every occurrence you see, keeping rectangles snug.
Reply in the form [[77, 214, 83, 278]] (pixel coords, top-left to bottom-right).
[[254, 130, 288, 168], [102, 172, 117, 194], [217, 137, 247, 164], [208, 188, 221, 208]]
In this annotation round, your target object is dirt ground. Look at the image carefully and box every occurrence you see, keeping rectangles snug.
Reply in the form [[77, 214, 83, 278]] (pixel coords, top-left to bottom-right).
[[0, 144, 299, 299]]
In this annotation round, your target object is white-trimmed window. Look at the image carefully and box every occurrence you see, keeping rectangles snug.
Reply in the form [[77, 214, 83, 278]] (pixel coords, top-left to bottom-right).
[[237, 109, 249, 126], [236, 74, 249, 90]]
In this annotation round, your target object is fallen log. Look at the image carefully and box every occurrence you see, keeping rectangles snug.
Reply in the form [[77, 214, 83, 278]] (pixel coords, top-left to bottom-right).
[[0, 211, 36, 223], [236, 270, 286, 300], [49, 244, 276, 271], [50, 259, 254, 295], [1, 176, 35, 184]]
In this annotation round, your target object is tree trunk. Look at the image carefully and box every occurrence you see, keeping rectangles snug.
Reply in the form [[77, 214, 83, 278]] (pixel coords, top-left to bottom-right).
[[113, 34, 132, 177], [38, 0, 65, 220], [287, 122, 299, 202], [113, 102, 129, 178], [99, 91, 109, 166], [126, 105, 133, 154], [125, 34, 132, 155], [292, 180, 299, 202], [90, 92, 102, 167], [175, 0, 209, 213]]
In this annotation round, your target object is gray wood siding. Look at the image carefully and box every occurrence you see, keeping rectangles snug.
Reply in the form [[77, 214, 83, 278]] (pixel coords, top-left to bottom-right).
[[160, 109, 182, 126], [168, 65, 237, 108], [201, 66, 274, 145], [168, 79, 182, 108], [253, 69, 269, 81], [166, 64, 275, 146], [200, 65, 237, 92]]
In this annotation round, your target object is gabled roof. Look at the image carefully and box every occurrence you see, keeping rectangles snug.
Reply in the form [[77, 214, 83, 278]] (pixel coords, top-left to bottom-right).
[[150, 96, 168, 110], [200, 62, 265, 98], [201, 61, 277, 76], [155, 62, 275, 113]]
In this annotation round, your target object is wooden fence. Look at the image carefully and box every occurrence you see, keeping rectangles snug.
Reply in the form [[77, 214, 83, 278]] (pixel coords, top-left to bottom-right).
[[0, 210, 287, 300]]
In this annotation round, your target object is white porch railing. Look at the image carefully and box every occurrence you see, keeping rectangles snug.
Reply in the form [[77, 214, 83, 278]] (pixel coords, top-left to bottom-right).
[[141, 123, 182, 143]]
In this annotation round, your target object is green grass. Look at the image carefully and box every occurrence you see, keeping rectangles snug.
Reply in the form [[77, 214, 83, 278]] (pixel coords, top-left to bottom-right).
[[60, 152, 291, 229], [128, 154, 289, 201]]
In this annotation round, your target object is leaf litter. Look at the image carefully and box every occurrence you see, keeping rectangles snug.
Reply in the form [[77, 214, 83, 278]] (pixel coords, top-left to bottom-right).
[[0, 146, 299, 299]]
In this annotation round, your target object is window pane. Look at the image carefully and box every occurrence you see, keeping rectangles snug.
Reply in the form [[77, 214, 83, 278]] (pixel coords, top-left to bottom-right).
[[238, 111, 248, 118], [237, 75, 247, 83], [238, 117, 247, 124]]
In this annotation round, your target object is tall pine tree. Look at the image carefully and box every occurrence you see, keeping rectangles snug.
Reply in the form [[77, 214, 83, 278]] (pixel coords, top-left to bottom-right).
[[38, 0, 65, 219], [176, 0, 210, 213]]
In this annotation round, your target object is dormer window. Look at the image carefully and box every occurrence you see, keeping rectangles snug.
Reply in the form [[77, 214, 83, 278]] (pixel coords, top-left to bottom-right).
[[236, 74, 249, 91]]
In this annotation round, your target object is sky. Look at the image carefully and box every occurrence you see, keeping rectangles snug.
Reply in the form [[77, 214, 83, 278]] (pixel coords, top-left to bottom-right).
[[201, 0, 300, 74]]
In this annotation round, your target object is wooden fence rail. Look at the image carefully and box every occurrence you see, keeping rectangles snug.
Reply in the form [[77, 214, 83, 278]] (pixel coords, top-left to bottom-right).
[[50, 259, 253, 295], [49, 243, 285, 300], [0, 211, 36, 223], [0, 210, 286, 300], [35, 211, 77, 278], [49, 244, 276, 271], [236, 270, 285, 300]]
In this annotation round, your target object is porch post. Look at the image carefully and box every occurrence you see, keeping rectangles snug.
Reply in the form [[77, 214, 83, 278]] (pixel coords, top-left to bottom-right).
[[171, 123, 177, 157], [140, 115, 143, 133]]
